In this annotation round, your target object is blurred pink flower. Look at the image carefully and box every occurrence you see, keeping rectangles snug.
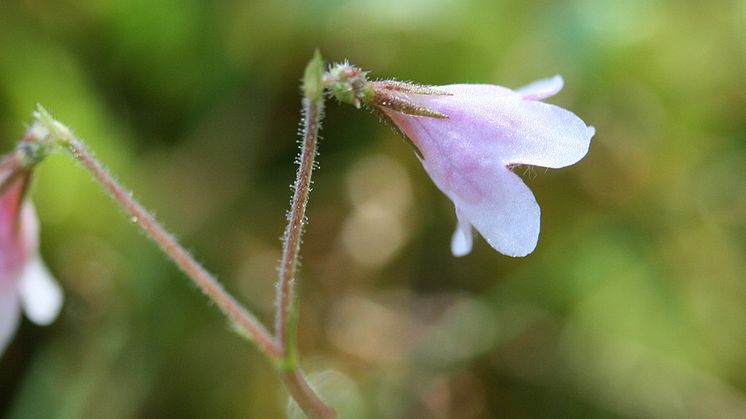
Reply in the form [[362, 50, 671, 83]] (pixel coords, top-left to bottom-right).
[[377, 76, 594, 257], [0, 155, 62, 357]]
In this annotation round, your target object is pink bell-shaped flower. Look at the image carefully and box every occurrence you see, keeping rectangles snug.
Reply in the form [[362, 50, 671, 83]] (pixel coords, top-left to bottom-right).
[[375, 76, 594, 257], [0, 149, 63, 357]]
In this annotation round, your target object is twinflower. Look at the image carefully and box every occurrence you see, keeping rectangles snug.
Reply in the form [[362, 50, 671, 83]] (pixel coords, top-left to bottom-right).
[[371, 75, 594, 257], [0, 126, 63, 356]]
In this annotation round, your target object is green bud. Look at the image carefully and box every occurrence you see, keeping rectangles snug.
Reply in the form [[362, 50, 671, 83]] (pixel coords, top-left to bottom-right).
[[303, 49, 324, 102]]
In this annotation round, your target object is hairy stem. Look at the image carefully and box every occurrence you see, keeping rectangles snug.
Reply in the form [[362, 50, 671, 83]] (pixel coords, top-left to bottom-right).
[[271, 51, 336, 418], [42, 122, 280, 359], [275, 95, 323, 359]]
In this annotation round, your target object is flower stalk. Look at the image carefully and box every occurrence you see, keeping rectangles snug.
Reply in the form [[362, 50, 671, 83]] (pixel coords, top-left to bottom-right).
[[275, 51, 325, 366], [274, 50, 337, 418]]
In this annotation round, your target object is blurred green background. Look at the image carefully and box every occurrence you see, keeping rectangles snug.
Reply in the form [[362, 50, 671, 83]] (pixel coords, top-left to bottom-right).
[[1, 0, 745, 418]]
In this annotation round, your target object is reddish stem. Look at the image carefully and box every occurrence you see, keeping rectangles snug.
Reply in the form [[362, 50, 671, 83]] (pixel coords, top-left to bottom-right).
[[64, 138, 281, 359], [283, 369, 337, 419], [275, 96, 323, 353]]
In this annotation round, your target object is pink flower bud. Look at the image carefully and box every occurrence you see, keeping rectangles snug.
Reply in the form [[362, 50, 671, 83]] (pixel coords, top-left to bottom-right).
[[0, 154, 62, 357], [376, 76, 594, 257]]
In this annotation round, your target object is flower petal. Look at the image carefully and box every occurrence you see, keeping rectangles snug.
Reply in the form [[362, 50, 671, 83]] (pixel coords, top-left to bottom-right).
[[18, 256, 63, 326], [457, 167, 540, 257], [450, 208, 473, 257], [421, 153, 540, 257], [0, 289, 20, 357], [502, 100, 594, 169], [389, 85, 594, 170], [381, 78, 593, 256], [515, 75, 564, 100]]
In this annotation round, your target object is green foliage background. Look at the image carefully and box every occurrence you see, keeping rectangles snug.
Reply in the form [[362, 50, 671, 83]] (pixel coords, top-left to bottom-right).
[[1, 0, 744, 418]]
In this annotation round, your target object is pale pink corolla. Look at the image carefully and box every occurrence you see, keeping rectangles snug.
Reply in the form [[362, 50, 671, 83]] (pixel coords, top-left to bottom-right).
[[0, 156, 63, 357], [378, 76, 594, 257]]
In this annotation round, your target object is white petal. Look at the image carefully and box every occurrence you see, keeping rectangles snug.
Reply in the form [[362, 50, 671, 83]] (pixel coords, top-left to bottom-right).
[[18, 257, 63, 326], [391, 84, 594, 170], [0, 289, 21, 357], [468, 168, 540, 257], [505, 100, 595, 169], [450, 209, 473, 257], [516, 75, 564, 100], [434, 164, 540, 257]]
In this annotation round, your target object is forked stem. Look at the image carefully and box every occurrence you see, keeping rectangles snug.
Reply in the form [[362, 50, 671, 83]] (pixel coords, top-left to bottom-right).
[[34, 49, 336, 419]]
